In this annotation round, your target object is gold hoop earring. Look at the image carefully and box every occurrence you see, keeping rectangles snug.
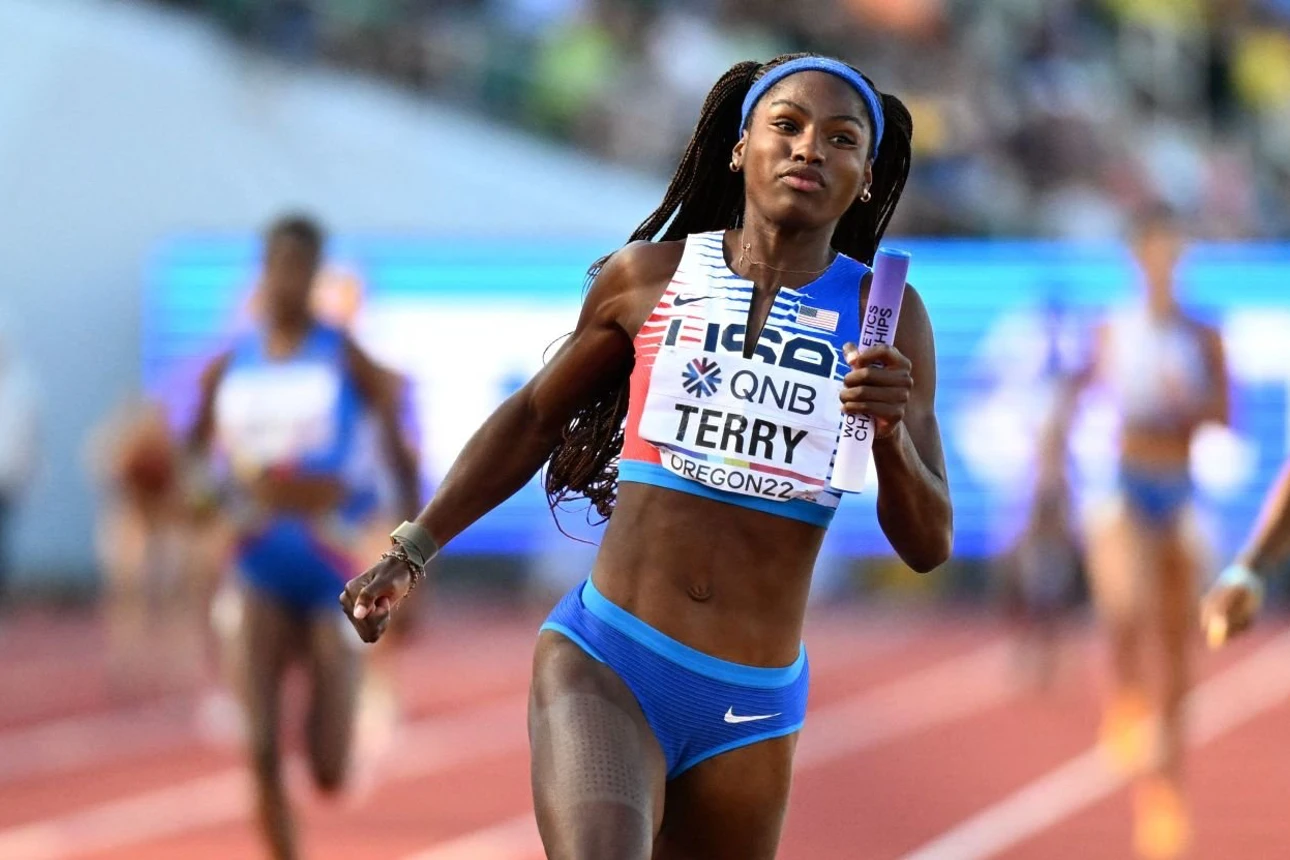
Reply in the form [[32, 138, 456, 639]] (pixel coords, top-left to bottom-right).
[[860, 188, 872, 203]]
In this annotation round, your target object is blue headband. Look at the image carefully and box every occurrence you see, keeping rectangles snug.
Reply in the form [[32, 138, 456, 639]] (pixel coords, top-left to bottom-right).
[[739, 57, 884, 158]]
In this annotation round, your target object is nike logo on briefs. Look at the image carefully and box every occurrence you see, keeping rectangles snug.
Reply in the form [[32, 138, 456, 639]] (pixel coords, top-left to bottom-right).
[[723, 707, 781, 724], [673, 295, 709, 306]]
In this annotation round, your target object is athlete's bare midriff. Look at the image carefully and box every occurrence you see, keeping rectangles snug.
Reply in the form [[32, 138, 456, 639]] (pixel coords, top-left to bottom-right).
[[244, 473, 349, 517], [590, 480, 824, 669], [1120, 427, 1194, 472]]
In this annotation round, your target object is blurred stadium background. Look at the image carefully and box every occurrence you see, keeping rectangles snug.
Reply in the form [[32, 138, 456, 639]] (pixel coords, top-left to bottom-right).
[[2, 0, 1290, 858]]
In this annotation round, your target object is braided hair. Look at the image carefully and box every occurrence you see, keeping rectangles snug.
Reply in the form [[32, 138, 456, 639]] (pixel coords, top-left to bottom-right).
[[544, 52, 914, 523]]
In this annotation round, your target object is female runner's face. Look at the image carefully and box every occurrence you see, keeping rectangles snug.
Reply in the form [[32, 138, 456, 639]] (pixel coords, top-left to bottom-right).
[[735, 71, 874, 232], [262, 234, 319, 326], [1134, 220, 1183, 306]]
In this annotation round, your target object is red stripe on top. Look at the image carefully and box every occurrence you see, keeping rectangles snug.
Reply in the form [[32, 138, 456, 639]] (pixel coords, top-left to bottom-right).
[[621, 274, 704, 464], [621, 331, 662, 464]]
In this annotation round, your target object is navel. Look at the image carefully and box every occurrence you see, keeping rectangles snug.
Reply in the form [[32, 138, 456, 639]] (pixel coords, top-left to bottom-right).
[[687, 582, 713, 602]]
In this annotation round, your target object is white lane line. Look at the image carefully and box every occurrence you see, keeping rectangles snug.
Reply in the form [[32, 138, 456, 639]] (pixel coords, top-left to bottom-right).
[[398, 641, 1017, 860], [796, 640, 1012, 767], [0, 770, 248, 860], [0, 697, 198, 786], [0, 622, 921, 801], [0, 623, 970, 860], [0, 697, 525, 860], [902, 628, 1290, 860], [404, 815, 539, 860], [0, 625, 535, 784]]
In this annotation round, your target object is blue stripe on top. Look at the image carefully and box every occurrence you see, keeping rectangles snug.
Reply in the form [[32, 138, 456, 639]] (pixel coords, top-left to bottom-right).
[[618, 461, 838, 527]]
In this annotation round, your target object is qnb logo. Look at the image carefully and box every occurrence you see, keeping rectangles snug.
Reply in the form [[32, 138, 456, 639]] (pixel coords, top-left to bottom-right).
[[682, 357, 722, 398]]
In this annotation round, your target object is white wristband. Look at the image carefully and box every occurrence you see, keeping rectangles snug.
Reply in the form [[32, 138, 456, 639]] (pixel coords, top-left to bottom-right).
[[1216, 564, 1265, 602], [390, 520, 439, 568]]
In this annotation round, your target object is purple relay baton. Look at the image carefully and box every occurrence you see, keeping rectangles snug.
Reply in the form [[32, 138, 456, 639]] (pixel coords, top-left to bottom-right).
[[831, 247, 910, 493]]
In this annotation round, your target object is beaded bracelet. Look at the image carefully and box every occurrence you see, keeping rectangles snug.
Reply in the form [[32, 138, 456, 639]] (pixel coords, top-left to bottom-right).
[[381, 541, 426, 592]]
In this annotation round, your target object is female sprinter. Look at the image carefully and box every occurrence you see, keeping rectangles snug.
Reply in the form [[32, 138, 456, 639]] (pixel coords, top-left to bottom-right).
[[1069, 205, 1228, 859], [343, 55, 951, 859], [999, 403, 1083, 691], [189, 215, 419, 860]]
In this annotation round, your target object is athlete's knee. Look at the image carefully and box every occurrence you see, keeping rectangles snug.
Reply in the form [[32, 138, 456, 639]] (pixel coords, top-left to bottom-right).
[[310, 753, 347, 794], [305, 704, 355, 794], [539, 809, 652, 860], [313, 769, 346, 795]]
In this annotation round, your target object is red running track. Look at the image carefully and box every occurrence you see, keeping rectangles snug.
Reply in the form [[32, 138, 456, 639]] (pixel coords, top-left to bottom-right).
[[2, 603, 1289, 859]]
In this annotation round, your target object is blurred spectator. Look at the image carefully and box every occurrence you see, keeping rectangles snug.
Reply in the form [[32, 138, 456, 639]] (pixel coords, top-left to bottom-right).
[[0, 311, 39, 604], [87, 398, 221, 690], [168, 0, 1290, 238]]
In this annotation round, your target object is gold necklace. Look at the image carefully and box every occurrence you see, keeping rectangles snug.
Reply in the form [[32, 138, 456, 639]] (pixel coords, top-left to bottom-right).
[[736, 240, 834, 277]]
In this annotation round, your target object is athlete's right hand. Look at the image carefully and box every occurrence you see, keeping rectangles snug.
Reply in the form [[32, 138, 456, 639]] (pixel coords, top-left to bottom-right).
[[1199, 566, 1265, 649], [340, 556, 413, 644]]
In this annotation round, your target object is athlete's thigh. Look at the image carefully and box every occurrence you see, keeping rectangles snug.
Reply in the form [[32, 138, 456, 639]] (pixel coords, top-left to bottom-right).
[[303, 609, 360, 790], [1086, 500, 1153, 623], [529, 630, 667, 860], [239, 592, 303, 759], [653, 733, 797, 860], [1161, 511, 1204, 599]]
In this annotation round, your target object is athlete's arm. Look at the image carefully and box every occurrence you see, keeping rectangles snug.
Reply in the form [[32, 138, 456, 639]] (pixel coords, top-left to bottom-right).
[[181, 351, 232, 516], [1196, 323, 1229, 427], [341, 243, 663, 641], [1200, 460, 1290, 644], [844, 285, 952, 572], [1035, 318, 1107, 467], [408, 249, 646, 545], [1198, 325, 1270, 645], [186, 351, 232, 455], [1054, 319, 1106, 425], [1070, 321, 1107, 392], [344, 338, 421, 520], [1237, 460, 1290, 576]]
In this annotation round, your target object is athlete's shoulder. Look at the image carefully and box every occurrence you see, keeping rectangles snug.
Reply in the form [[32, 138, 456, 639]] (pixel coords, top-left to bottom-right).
[[890, 282, 936, 361], [901, 282, 931, 323], [859, 272, 931, 329], [1190, 318, 1226, 364], [199, 349, 234, 389], [834, 249, 871, 277], [597, 239, 685, 290], [583, 240, 685, 331]]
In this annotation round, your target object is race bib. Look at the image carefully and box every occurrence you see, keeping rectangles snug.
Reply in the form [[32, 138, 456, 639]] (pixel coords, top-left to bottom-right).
[[215, 363, 341, 473], [638, 346, 843, 502]]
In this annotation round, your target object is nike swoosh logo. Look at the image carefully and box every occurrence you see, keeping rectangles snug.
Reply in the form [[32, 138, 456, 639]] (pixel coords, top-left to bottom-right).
[[673, 295, 709, 306], [723, 707, 781, 724]]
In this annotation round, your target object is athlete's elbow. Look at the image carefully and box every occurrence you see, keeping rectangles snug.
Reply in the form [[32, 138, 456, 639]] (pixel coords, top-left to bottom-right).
[[516, 387, 567, 450], [901, 528, 952, 573], [903, 551, 948, 574]]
